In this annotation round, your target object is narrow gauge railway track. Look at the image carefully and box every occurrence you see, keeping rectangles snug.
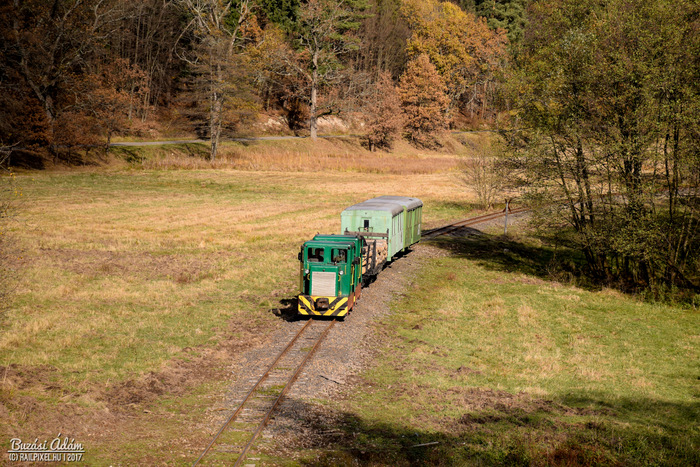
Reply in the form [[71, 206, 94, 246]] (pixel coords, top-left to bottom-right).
[[193, 319, 336, 466], [193, 207, 527, 465], [422, 207, 530, 239]]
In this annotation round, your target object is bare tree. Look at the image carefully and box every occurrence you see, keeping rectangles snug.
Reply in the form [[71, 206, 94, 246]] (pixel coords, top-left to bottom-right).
[[355, 0, 410, 80], [460, 137, 504, 209], [295, 0, 367, 140], [177, 0, 252, 160], [110, 0, 183, 120]]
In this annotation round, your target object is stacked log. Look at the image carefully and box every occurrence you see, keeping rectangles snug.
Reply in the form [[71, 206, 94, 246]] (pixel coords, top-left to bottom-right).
[[362, 239, 388, 276]]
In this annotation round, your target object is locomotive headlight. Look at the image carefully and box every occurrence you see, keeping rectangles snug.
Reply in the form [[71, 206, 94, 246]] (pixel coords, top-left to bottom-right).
[[339, 270, 344, 275], [304, 269, 309, 274]]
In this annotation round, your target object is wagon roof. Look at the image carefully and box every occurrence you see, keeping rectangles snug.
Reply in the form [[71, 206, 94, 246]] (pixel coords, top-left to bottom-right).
[[341, 198, 405, 216], [373, 195, 423, 210]]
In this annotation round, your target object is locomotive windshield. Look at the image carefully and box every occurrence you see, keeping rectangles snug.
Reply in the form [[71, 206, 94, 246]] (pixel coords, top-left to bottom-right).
[[331, 248, 347, 264], [307, 247, 324, 262]]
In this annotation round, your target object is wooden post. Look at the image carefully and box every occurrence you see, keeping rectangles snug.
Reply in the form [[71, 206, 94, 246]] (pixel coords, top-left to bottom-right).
[[504, 198, 510, 236]]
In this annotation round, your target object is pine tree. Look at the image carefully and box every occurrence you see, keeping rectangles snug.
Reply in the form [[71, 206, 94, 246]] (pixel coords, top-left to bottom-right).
[[475, 0, 528, 46]]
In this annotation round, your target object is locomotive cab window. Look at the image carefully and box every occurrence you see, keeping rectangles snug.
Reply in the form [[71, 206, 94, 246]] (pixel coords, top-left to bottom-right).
[[331, 248, 347, 264], [307, 248, 324, 262]]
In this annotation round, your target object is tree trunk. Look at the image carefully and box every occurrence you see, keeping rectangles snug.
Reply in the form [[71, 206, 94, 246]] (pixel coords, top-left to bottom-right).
[[310, 50, 319, 140], [210, 61, 223, 162], [210, 94, 222, 162]]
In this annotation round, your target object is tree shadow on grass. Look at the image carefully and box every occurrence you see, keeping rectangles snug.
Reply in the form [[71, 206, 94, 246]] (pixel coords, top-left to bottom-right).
[[276, 391, 700, 466], [8, 149, 45, 169], [428, 227, 593, 290], [424, 202, 486, 229]]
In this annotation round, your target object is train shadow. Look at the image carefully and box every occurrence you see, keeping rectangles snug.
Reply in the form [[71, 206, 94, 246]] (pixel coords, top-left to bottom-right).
[[270, 298, 300, 321]]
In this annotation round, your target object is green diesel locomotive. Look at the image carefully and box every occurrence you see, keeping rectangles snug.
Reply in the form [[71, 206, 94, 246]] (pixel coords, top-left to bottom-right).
[[297, 196, 423, 318]]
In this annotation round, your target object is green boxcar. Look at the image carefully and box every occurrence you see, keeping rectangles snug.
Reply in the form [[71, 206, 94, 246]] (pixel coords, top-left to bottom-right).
[[373, 195, 423, 248], [340, 196, 423, 260], [297, 234, 364, 317]]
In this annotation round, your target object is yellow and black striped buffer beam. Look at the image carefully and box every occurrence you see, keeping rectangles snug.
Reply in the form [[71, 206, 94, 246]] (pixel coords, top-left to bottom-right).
[[298, 295, 348, 317]]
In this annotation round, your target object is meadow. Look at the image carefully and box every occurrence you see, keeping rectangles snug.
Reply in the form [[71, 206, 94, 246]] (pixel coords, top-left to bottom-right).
[[308, 230, 700, 465], [1, 135, 697, 465], [0, 137, 473, 464]]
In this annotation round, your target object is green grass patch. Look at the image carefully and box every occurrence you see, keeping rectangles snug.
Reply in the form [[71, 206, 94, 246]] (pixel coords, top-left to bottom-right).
[[321, 233, 700, 465], [258, 384, 286, 396]]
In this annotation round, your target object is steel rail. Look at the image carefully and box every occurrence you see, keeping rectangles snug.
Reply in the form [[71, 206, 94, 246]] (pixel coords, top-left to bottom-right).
[[423, 212, 505, 237], [192, 319, 314, 466], [425, 191, 635, 238], [233, 320, 336, 467]]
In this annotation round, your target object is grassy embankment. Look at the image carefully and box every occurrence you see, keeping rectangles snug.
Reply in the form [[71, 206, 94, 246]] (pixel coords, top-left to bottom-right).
[[304, 225, 700, 465], [0, 136, 473, 464]]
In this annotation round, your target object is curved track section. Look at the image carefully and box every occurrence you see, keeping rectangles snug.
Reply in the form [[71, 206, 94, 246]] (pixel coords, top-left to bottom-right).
[[423, 207, 530, 239], [193, 320, 336, 466]]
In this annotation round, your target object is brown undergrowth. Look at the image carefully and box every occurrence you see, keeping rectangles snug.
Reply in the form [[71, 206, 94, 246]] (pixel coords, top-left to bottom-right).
[[118, 136, 473, 174]]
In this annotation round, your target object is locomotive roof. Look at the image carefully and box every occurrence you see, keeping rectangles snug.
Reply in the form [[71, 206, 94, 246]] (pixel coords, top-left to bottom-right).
[[304, 235, 357, 247], [341, 196, 422, 215], [312, 234, 361, 244], [304, 238, 356, 246]]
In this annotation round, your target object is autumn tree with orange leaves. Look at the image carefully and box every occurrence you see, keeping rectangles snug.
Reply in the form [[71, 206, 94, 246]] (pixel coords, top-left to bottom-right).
[[364, 72, 404, 151], [398, 54, 449, 149], [1, 0, 128, 161], [401, 0, 508, 122]]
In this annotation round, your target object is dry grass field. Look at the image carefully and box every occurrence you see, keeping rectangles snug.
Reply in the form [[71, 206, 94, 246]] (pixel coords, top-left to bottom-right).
[[116, 137, 468, 175], [0, 136, 480, 464]]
